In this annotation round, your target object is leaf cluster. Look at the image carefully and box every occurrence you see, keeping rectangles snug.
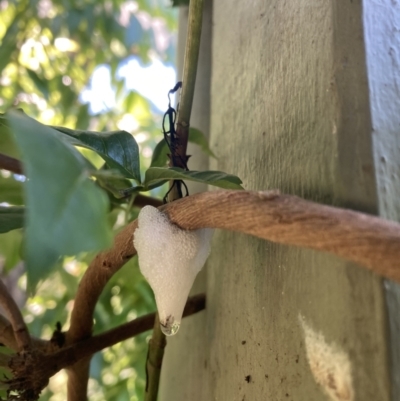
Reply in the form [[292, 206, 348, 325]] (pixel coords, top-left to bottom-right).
[[0, 110, 243, 290]]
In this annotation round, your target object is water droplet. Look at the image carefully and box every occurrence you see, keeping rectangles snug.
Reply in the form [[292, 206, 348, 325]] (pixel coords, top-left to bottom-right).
[[160, 321, 180, 336]]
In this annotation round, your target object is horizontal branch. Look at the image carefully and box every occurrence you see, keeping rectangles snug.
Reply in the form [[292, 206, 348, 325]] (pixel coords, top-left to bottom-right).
[[133, 194, 163, 208], [0, 153, 23, 175], [72, 293, 204, 361], [163, 190, 400, 279], [7, 294, 205, 399], [68, 190, 400, 345]]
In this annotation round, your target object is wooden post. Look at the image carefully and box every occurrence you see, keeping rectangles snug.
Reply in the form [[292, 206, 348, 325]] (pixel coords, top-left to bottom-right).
[[160, 1, 398, 399]]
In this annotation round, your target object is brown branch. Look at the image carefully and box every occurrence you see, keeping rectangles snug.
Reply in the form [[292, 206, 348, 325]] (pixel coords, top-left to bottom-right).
[[164, 190, 400, 276], [65, 188, 400, 398], [133, 194, 162, 208], [0, 313, 51, 354], [67, 293, 204, 364], [66, 359, 90, 401], [0, 313, 17, 350], [7, 295, 205, 400], [0, 279, 31, 351], [68, 189, 400, 345], [62, 188, 400, 400], [0, 153, 23, 175], [66, 218, 139, 343]]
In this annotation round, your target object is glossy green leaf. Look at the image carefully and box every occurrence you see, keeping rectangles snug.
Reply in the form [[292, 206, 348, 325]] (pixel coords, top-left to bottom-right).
[[92, 169, 134, 199], [144, 167, 243, 190], [0, 206, 24, 233], [150, 127, 215, 168], [52, 126, 141, 182], [8, 111, 112, 292]]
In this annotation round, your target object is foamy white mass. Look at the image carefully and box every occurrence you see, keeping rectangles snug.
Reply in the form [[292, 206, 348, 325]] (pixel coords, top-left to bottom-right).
[[133, 206, 213, 335]]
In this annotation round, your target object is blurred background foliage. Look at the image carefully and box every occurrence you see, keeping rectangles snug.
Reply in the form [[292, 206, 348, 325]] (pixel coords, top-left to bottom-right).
[[0, 0, 178, 399]]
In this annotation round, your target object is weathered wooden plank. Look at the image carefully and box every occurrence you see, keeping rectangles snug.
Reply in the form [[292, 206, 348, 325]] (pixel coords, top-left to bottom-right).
[[160, 1, 395, 400], [207, 0, 390, 400]]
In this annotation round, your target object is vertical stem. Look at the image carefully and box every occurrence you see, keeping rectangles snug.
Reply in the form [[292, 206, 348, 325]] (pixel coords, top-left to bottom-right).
[[177, 0, 205, 128], [145, 0, 205, 399], [66, 359, 90, 401], [145, 314, 167, 401], [169, 0, 205, 199]]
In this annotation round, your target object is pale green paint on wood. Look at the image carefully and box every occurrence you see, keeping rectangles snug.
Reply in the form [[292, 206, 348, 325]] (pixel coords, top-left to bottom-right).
[[160, 0, 393, 400], [208, 0, 390, 400]]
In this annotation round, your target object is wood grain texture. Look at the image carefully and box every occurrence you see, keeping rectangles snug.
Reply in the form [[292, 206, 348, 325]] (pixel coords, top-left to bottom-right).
[[207, 0, 390, 399]]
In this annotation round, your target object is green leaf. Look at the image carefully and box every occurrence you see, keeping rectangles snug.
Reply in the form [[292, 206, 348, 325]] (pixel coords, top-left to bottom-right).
[[52, 126, 141, 182], [92, 169, 134, 199], [0, 206, 24, 233], [188, 127, 216, 158], [150, 127, 215, 168], [144, 167, 243, 190], [0, 175, 24, 205], [0, 229, 23, 271], [150, 138, 169, 168], [0, 114, 20, 159], [8, 111, 113, 292]]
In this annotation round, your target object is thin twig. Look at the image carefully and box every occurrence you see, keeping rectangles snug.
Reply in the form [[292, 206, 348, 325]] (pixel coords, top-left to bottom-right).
[[6, 294, 205, 399], [68, 293, 204, 362], [175, 0, 204, 152], [133, 194, 162, 208], [145, 314, 166, 401], [0, 279, 31, 351], [0, 153, 23, 174]]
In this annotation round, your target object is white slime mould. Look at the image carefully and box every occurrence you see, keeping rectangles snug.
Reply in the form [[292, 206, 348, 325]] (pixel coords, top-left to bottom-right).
[[133, 205, 213, 336]]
